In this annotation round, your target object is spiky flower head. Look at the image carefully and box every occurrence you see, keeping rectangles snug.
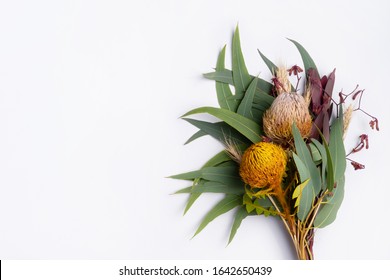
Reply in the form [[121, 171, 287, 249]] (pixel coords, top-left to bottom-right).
[[239, 142, 287, 190], [263, 92, 312, 144]]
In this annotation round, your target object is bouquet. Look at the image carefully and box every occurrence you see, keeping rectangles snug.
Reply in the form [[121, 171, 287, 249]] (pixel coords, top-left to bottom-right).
[[170, 26, 378, 260]]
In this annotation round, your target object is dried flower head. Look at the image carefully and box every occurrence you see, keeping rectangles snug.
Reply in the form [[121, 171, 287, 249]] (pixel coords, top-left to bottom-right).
[[343, 104, 354, 139], [304, 82, 311, 107], [274, 66, 292, 95], [239, 142, 287, 190], [263, 92, 312, 144]]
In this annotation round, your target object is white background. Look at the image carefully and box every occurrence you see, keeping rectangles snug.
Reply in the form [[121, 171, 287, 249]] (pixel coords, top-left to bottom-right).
[[0, 0, 389, 259]]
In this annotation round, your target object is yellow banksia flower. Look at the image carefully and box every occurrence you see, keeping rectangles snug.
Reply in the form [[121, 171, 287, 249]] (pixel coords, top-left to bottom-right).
[[263, 92, 312, 144], [239, 142, 287, 190]]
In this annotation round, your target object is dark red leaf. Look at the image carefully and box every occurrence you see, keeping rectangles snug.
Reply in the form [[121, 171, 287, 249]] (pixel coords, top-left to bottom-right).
[[320, 75, 328, 89], [323, 69, 336, 111], [322, 111, 330, 143], [309, 111, 324, 140], [307, 68, 323, 116]]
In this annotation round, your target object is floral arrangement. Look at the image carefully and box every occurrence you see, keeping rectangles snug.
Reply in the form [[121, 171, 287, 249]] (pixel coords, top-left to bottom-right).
[[170, 26, 378, 260]]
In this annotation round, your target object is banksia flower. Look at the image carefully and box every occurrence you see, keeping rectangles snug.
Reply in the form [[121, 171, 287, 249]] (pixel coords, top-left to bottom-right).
[[263, 92, 312, 144], [239, 142, 287, 190]]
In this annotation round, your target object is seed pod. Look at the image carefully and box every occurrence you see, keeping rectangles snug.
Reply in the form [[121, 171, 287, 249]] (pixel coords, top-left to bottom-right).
[[263, 92, 312, 144]]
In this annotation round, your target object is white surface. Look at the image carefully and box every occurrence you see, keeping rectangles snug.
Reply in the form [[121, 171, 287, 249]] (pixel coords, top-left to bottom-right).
[[0, 0, 389, 259]]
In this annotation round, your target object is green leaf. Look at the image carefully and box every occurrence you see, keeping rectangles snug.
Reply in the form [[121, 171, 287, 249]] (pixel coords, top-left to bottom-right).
[[254, 90, 274, 105], [228, 206, 249, 244], [184, 178, 204, 215], [288, 39, 318, 73], [184, 192, 201, 215], [184, 130, 207, 144], [292, 178, 310, 208], [181, 151, 232, 215], [243, 194, 255, 213], [169, 170, 202, 180], [312, 138, 334, 192], [255, 78, 274, 96], [203, 69, 274, 95], [314, 175, 345, 228], [182, 106, 262, 143], [216, 45, 238, 111], [257, 49, 277, 74], [253, 199, 277, 216], [183, 119, 249, 145], [173, 186, 192, 194], [311, 139, 326, 190], [232, 26, 251, 96], [170, 165, 242, 185], [292, 153, 315, 221], [243, 194, 278, 216], [203, 150, 233, 167], [201, 166, 242, 186], [193, 195, 242, 237], [309, 143, 321, 164], [329, 107, 346, 184], [237, 77, 258, 120], [204, 69, 233, 84], [292, 124, 321, 195], [191, 181, 245, 195]]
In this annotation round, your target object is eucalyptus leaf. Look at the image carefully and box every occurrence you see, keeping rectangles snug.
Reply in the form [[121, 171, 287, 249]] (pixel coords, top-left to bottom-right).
[[203, 69, 274, 95], [314, 176, 345, 228], [184, 178, 205, 215], [169, 170, 202, 180], [312, 138, 334, 192], [173, 186, 192, 194], [257, 49, 278, 74], [232, 26, 251, 96], [329, 106, 346, 184], [288, 38, 318, 73], [181, 151, 232, 214], [311, 139, 327, 190], [184, 193, 201, 215], [237, 77, 258, 120], [292, 153, 315, 221], [309, 143, 322, 164], [255, 78, 274, 96], [253, 91, 274, 107], [203, 69, 233, 84], [182, 106, 262, 143], [216, 45, 238, 111], [191, 181, 245, 195], [292, 124, 321, 195], [203, 150, 233, 167], [183, 118, 249, 145], [228, 206, 249, 245], [201, 166, 242, 186], [184, 130, 207, 145], [193, 195, 242, 237]]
